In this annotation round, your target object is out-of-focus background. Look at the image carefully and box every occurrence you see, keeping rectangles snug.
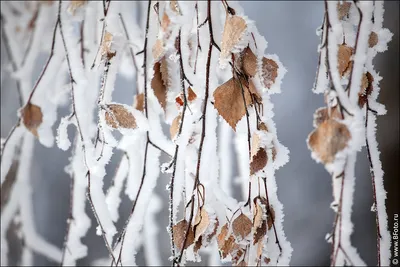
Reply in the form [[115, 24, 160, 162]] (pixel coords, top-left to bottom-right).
[[1, 1, 399, 266]]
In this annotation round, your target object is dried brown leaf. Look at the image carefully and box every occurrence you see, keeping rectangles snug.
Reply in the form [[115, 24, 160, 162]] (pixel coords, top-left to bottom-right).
[[338, 44, 353, 76], [68, 0, 86, 14], [213, 77, 252, 131], [152, 39, 165, 62], [368, 31, 378, 48], [308, 119, 351, 164], [242, 47, 257, 77], [261, 57, 279, 88], [337, 2, 351, 20], [232, 213, 252, 240], [173, 219, 195, 251], [170, 113, 182, 140], [194, 208, 210, 241], [358, 72, 374, 107], [250, 148, 267, 175], [220, 15, 247, 61], [105, 104, 137, 129], [22, 103, 43, 137], [206, 217, 219, 243], [134, 93, 144, 112], [313, 107, 342, 127], [188, 87, 197, 102], [151, 61, 167, 110]]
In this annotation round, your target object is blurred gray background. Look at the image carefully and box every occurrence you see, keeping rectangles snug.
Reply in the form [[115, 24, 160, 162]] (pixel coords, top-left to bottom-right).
[[1, 1, 399, 266]]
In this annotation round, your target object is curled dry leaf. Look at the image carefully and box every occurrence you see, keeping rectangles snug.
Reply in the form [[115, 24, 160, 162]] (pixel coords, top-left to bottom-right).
[[313, 107, 342, 127], [337, 2, 351, 20], [68, 0, 86, 15], [151, 61, 167, 110], [261, 57, 279, 89], [217, 223, 238, 259], [220, 15, 247, 62], [358, 72, 374, 107], [337, 44, 353, 76], [213, 77, 253, 131], [152, 39, 165, 62], [308, 119, 351, 164], [252, 198, 267, 245], [105, 104, 137, 129], [232, 213, 252, 240], [193, 207, 210, 242], [242, 47, 257, 77], [21, 103, 43, 137], [134, 93, 144, 112], [250, 148, 267, 175], [368, 31, 378, 48], [232, 248, 246, 266], [101, 31, 116, 60], [170, 113, 182, 140], [173, 219, 195, 251]]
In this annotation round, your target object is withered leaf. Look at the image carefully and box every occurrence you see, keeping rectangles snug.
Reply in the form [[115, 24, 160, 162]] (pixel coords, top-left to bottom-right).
[[368, 31, 378, 48], [105, 104, 137, 129], [232, 248, 246, 266], [173, 219, 195, 251], [170, 113, 182, 140], [232, 213, 252, 240], [220, 15, 247, 62], [194, 208, 210, 242], [161, 12, 170, 32], [338, 44, 353, 76], [152, 39, 165, 62], [175, 87, 197, 107], [151, 61, 167, 110], [242, 47, 257, 77], [253, 199, 267, 245], [134, 93, 144, 112], [261, 58, 279, 89], [220, 235, 237, 259], [68, 0, 86, 15], [358, 72, 374, 107], [308, 119, 351, 164], [250, 148, 267, 175], [337, 2, 351, 20], [313, 107, 342, 128], [194, 236, 202, 253], [213, 77, 253, 131], [22, 103, 43, 137], [217, 223, 229, 249], [101, 31, 115, 60], [206, 217, 219, 243]]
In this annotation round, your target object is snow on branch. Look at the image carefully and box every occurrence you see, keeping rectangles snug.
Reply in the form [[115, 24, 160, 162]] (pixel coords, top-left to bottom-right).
[[308, 1, 392, 266]]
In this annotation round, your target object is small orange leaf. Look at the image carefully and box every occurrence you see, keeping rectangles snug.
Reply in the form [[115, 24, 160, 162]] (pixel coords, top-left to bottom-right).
[[21, 103, 43, 137]]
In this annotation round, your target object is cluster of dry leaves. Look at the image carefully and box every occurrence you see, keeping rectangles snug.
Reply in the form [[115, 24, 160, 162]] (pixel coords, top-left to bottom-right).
[[307, 2, 379, 165]]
